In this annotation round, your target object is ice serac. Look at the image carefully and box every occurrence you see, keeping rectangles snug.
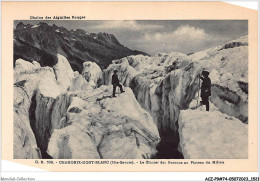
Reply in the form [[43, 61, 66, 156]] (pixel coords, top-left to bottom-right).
[[103, 53, 201, 157], [82, 61, 103, 88], [189, 35, 248, 123], [104, 36, 248, 126], [14, 54, 158, 159], [178, 102, 248, 159], [14, 59, 41, 78], [177, 36, 248, 158], [47, 86, 160, 159], [14, 60, 44, 159], [13, 54, 74, 158], [70, 71, 90, 91], [104, 53, 198, 126], [103, 36, 248, 158], [53, 54, 74, 92], [14, 95, 41, 159]]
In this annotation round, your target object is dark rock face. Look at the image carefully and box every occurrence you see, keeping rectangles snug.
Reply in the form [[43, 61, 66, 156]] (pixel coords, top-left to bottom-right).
[[14, 22, 148, 72]]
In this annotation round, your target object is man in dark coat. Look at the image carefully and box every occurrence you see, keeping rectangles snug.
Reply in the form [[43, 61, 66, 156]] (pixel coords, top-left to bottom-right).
[[112, 70, 125, 97], [199, 70, 211, 111]]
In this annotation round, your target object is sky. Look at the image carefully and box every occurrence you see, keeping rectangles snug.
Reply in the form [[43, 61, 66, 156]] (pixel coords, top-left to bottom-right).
[[16, 20, 248, 56]]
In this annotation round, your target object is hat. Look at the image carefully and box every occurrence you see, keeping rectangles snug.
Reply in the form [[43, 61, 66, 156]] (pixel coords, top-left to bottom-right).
[[202, 70, 209, 76], [113, 70, 118, 73]]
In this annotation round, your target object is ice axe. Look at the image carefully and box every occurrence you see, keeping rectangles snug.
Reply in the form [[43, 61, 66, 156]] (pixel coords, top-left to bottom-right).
[[196, 75, 200, 108], [196, 68, 205, 108]]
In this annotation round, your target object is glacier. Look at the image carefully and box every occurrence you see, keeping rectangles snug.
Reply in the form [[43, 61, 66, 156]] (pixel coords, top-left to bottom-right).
[[47, 86, 160, 159], [103, 35, 248, 158], [13, 35, 248, 159], [13, 54, 159, 159], [179, 100, 248, 159]]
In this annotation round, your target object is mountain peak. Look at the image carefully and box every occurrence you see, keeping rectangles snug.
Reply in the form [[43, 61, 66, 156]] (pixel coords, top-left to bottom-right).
[[16, 22, 25, 29], [96, 32, 120, 45], [14, 21, 148, 72]]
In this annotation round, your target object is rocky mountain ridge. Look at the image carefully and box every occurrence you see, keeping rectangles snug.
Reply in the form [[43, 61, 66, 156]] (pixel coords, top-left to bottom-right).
[[14, 22, 148, 72]]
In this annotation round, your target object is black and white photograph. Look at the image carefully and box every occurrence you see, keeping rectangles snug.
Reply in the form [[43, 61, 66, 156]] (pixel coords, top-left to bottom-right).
[[13, 20, 249, 160]]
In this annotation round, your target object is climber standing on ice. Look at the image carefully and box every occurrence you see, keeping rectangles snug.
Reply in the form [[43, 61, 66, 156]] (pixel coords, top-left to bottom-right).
[[112, 70, 125, 97], [198, 70, 211, 111]]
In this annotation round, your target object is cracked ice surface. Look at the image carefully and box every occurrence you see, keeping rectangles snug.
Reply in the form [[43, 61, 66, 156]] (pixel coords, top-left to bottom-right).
[[47, 85, 160, 159]]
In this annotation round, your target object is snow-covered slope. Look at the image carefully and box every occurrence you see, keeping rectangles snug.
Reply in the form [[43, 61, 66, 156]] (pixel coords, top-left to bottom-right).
[[178, 101, 248, 159]]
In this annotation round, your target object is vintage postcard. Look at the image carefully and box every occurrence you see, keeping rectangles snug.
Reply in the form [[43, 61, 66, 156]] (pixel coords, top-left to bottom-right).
[[1, 1, 258, 173]]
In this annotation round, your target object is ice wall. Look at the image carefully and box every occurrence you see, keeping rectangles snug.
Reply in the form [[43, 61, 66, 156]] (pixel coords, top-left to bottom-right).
[[47, 86, 160, 159], [13, 55, 75, 158], [103, 36, 248, 158], [14, 55, 159, 159], [104, 55, 201, 135]]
